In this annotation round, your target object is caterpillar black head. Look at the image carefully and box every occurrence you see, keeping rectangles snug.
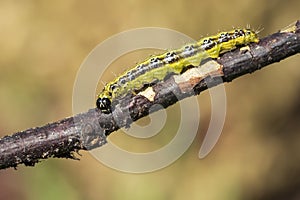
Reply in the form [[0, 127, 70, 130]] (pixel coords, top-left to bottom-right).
[[96, 95, 112, 114]]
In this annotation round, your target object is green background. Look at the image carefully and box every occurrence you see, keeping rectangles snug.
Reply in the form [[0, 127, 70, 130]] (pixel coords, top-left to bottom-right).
[[0, 0, 300, 199]]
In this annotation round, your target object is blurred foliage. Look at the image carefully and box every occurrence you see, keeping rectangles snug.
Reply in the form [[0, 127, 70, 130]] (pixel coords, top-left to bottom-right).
[[0, 0, 300, 200]]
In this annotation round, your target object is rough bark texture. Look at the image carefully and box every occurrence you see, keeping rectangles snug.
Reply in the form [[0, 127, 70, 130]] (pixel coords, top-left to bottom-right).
[[0, 21, 299, 170]]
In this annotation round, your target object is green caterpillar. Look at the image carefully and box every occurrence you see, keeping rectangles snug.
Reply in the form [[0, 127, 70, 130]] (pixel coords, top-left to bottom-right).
[[97, 29, 259, 113]]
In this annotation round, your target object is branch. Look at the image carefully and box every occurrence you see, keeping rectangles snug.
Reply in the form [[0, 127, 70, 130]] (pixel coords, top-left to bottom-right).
[[1, 20, 300, 170]]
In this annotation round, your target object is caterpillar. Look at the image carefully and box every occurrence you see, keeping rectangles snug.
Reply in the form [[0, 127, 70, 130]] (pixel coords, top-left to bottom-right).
[[96, 28, 259, 113]]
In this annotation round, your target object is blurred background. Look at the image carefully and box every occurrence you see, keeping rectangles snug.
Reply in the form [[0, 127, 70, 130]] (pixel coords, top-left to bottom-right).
[[0, 0, 300, 199]]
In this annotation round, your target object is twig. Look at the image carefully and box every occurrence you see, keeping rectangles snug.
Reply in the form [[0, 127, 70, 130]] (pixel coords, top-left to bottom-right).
[[0, 20, 299, 170]]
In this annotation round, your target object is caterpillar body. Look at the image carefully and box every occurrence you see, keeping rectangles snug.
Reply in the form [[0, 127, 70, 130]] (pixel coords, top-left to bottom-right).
[[96, 29, 259, 113]]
